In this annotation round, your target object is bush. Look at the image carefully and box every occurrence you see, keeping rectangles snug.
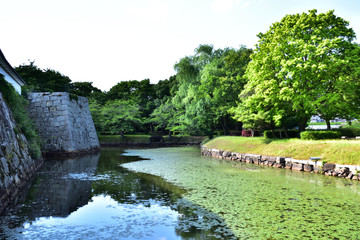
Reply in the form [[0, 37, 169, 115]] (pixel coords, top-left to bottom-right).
[[0, 75, 42, 159], [229, 130, 242, 136], [241, 130, 260, 137], [264, 129, 300, 139], [300, 131, 341, 140], [337, 128, 360, 138]]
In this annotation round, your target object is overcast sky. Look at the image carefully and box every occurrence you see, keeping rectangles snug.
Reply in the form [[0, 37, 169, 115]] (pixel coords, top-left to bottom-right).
[[1, 0, 360, 91]]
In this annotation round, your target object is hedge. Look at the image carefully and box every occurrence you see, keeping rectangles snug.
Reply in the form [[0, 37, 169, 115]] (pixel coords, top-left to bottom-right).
[[337, 128, 360, 138], [300, 131, 341, 140], [264, 129, 300, 139]]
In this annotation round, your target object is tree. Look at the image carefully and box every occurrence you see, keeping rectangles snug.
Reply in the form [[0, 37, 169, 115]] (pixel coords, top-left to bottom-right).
[[232, 10, 360, 131], [69, 81, 102, 98], [89, 99, 142, 137], [169, 45, 252, 136], [16, 62, 71, 92]]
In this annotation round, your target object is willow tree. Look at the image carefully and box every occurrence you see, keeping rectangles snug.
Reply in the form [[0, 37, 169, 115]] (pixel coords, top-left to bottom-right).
[[232, 10, 360, 131]]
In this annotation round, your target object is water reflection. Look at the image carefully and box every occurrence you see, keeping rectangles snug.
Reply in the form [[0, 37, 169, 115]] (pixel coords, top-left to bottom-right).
[[0, 148, 235, 240]]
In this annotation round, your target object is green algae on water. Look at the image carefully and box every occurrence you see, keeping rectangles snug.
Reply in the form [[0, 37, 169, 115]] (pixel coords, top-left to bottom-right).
[[122, 146, 360, 239]]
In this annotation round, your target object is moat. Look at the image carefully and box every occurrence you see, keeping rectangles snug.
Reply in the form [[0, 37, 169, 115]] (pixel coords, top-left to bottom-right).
[[1, 146, 360, 239]]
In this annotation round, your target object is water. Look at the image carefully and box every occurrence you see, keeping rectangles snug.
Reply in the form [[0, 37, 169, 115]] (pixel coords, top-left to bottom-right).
[[1, 147, 360, 239]]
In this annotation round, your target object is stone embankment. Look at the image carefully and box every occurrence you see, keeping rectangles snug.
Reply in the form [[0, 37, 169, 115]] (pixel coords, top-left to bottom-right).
[[0, 93, 43, 214], [201, 146, 360, 180], [28, 92, 100, 155]]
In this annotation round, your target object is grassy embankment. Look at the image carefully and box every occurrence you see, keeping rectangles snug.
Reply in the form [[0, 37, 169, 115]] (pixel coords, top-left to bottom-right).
[[98, 135, 207, 144], [203, 136, 360, 165]]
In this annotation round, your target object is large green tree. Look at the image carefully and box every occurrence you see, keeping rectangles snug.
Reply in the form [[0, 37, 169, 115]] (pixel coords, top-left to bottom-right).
[[89, 99, 142, 137], [16, 62, 72, 92], [232, 10, 360, 131], [169, 45, 252, 136]]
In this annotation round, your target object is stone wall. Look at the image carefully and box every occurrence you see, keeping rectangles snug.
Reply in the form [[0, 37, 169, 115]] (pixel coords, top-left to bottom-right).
[[0, 93, 43, 214], [28, 92, 100, 154], [201, 146, 360, 181]]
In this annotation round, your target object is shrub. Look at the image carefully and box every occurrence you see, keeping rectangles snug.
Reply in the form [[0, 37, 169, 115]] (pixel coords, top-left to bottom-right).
[[229, 131, 242, 136], [264, 129, 300, 139], [0, 75, 42, 159], [300, 131, 341, 140], [337, 128, 360, 138], [241, 130, 260, 137]]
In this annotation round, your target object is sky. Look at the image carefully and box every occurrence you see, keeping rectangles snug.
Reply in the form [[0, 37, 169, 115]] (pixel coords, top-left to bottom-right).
[[1, 0, 360, 91]]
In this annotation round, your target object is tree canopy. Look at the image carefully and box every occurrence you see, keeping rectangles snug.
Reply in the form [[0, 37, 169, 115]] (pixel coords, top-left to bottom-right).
[[165, 44, 252, 136], [231, 9, 360, 131]]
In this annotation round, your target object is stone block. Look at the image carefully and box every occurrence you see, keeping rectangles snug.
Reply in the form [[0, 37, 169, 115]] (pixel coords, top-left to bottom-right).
[[323, 163, 336, 172], [273, 162, 283, 168], [292, 163, 303, 171], [304, 164, 313, 172], [285, 162, 292, 169]]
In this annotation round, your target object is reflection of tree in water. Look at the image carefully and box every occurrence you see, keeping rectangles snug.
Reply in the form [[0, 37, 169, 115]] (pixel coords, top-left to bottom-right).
[[0, 148, 236, 239], [93, 148, 237, 239], [0, 153, 100, 230]]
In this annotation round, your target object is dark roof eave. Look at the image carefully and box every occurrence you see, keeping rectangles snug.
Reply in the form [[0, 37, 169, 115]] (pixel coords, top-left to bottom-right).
[[0, 49, 26, 86]]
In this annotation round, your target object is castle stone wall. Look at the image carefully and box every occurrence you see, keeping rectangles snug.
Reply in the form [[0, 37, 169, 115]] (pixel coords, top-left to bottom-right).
[[0, 93, 43, 214], [28, 92, 99, 154]]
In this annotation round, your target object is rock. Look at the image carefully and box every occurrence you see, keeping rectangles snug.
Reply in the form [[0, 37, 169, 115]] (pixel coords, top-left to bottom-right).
[[304, 164, 313, 172], [323, 163, 336, 172], [292, 163, 303, 171], [285, 162, 292, 169], [346, 173, 353, 179]]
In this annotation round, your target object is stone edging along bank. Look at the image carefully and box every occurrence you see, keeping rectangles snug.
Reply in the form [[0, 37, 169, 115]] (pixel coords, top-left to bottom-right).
[[201, 146, 360, 181]]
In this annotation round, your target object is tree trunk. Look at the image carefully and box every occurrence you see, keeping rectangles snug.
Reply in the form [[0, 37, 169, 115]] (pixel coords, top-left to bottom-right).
[[283, 128, 288, 138], [298, 117, 309, 132], [279, 130, 282, 139], [326, 119, 331, 130], [120, 131, 124, 140], [222, 116, 227, 135]]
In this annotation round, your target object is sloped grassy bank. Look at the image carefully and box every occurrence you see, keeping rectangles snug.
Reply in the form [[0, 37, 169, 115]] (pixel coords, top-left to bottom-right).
[[203, 136, 360, 165]]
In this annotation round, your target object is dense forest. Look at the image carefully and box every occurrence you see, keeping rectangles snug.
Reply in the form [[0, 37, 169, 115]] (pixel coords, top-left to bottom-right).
[[16, 10, 360, 137]]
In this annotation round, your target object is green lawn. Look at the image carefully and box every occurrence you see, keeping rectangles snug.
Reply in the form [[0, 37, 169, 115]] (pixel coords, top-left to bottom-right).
[[308, 122, 342, 125], [204, 136, 360, 165]]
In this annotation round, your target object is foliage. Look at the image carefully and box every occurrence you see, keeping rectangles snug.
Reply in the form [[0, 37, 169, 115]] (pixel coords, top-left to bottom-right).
[[89, 99, 142, 135], [241, 130, 260, 137], [231, 10, 360, 132], [69, 81, 102, 98], [0, 74, 41, 159], [300, 131, 341, 140], [169, 44, 252, 136], [264, 130, 300, 139], [149, 100, 177, 131], [337, 128, 360, 138], [16, 61, 71, 92]]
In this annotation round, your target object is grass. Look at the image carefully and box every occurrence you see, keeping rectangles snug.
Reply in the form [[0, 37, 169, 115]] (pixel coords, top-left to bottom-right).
[[341, 121, 360, 129], [308, 122, 342, 125], [203, 136, 360, 165], [98, 135, 207, 144]]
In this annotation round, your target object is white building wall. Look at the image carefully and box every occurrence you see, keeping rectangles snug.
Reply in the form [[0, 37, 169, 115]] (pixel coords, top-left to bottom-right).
[[0, 66, 22, 94]]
